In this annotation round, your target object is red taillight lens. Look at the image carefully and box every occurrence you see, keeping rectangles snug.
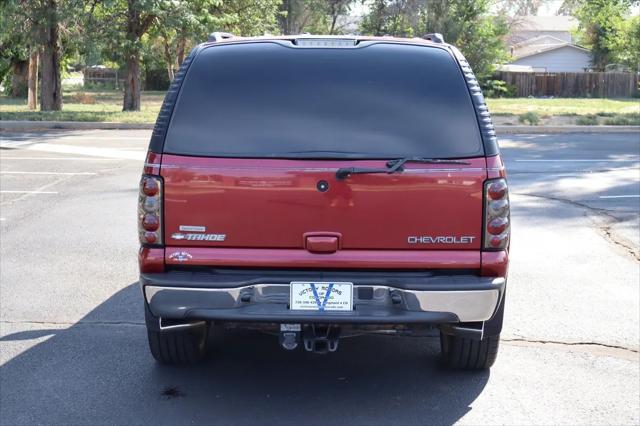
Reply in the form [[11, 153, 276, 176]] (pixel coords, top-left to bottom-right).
[[142, 214, 159, 231], [142, 178, 159, 196], [138, 175, 163, 245], [484, 178, 510, 250]]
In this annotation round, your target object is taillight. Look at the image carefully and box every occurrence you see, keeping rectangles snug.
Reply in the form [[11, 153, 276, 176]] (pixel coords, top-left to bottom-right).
[[484, 178, 510, 250], [139, 175, 163, 246]]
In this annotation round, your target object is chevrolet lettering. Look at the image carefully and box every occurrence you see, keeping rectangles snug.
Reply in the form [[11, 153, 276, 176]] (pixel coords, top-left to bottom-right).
[[408, 236, 476, 244]]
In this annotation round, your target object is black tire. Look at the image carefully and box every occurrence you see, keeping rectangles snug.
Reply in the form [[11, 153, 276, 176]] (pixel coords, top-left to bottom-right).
[[147, 324, 209, 365], [440, 332, 500, 370], [144, 304, 209, 364]]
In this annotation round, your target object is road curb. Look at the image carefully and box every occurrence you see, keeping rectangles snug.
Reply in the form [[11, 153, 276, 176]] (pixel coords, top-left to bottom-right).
[[496, 125, 640, 134], [0, 120, 638, 134], [0, 121, 153, 131]]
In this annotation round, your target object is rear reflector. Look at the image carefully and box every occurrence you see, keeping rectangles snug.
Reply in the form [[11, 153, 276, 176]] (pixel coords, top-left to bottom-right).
[[139, 175, 163, 246], [484, 178, 510, 250]]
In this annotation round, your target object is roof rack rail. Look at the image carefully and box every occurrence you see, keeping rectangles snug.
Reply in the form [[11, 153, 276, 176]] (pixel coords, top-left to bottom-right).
[[208, 32, 235, 43], [423, 33, 444, 43]]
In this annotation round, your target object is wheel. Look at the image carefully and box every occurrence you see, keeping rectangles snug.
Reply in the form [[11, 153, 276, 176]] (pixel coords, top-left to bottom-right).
[[439, 332, 500, 370], [144, 304, 209, 365]]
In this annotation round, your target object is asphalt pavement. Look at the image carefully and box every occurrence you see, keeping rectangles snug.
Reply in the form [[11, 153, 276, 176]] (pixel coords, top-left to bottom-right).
[[0, 130, 638, 425]]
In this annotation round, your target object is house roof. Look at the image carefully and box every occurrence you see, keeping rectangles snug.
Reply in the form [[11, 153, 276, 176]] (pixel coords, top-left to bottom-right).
[[511, 15, 578, 32], [512, 40, 590, 60]]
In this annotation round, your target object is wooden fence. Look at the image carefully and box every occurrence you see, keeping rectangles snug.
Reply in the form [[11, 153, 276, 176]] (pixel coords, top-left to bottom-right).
[[495, 71, 639, 98]]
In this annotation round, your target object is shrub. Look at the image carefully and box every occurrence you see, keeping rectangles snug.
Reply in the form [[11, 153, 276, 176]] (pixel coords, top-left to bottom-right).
[[518, 111, 540, 125], [576, 115, 598, 125], [69, 91, 97, 104], [482, 79, 517, 98], [604, 113, 640, 125]]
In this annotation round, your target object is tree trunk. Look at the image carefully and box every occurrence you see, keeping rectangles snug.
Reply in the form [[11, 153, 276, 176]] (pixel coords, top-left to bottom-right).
[[10, 58, 28, 98], [40, 0, 62, 111], [161, 37, 175, 81], [122, 1, 155, 111], [28, 50, 39, 110], [176, 36, 186, 67], [123, 51, 141, 111], [329, 15, 338, 34]]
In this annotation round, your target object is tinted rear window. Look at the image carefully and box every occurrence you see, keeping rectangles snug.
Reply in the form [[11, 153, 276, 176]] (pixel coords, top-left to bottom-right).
[[164, 42, 483, 158]]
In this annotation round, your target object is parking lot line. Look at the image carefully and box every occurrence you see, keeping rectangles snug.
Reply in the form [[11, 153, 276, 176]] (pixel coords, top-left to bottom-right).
[[0, 157, 119, 161], [599, 195, 640, 199], [0, 136, 149, 141], [0, 190, 59, 194], [0, 171, 97, 175]]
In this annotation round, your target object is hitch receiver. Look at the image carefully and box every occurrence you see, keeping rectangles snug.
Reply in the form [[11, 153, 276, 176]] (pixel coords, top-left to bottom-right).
[[303, 325, 340, 354]]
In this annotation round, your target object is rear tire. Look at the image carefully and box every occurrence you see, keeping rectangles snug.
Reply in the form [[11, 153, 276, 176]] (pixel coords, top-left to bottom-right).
[[440, 332, 500, 370], [147, 324, 209, 365], [144, 304, 209, 364]]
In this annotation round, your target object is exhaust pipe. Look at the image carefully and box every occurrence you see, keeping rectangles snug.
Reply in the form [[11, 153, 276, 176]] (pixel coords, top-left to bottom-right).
[[159, 318, 206, 331]]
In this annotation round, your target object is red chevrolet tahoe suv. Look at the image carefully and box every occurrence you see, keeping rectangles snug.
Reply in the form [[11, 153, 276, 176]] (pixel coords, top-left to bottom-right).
[[138, 34, 510, 370]]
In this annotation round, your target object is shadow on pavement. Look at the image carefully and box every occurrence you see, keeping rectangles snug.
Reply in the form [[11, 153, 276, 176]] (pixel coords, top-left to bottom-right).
[[0, 283, 490, 425]]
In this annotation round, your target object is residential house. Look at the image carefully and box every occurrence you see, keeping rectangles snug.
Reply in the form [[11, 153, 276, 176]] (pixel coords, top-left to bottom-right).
[[503, 16, 592, 73]]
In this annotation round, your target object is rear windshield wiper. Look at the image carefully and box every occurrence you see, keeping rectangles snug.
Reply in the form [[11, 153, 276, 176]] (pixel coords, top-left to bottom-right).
[[335, 157, 471, 180]]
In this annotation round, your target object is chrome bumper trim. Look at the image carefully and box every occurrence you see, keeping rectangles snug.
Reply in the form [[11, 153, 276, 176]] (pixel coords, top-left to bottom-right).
[[145, 281, 501, 322]]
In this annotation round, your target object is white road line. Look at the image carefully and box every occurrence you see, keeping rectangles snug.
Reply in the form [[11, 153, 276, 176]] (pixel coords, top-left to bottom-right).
[[599, 195, 640, 199], [0, 157, 118, 161], [515, 159, 640, 162], [0, 190, 58, 194], [0, 143, 146, 160], [0, 136, 149, 141], [0, 171, 97, 175], [0, 218, 5, 221]]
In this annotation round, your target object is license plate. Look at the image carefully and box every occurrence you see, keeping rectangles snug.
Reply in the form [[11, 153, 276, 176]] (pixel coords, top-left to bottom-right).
[[289, 282, 353, 311]]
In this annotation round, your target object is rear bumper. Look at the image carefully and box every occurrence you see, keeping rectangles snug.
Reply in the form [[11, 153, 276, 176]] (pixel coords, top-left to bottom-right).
[[141, 270, 505, 325]]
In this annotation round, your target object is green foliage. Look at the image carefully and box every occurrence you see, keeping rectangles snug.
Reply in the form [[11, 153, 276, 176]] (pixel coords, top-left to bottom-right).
[[359, 0, 509, 82], [279, 0, 355, 34], [573, 0, 636, 70], [482, 79, 517, 98], [603, 113, 640, 125], [518, 111, 541, 125], [0, 1, 31, 89], [618, 15, 640, 71], [576, 114, 598, 125]]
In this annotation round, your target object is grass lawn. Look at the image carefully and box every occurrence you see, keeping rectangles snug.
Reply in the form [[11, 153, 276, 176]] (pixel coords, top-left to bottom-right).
[[486, 97, 639, 116], [1, 89, 638, 124], [0, 90, 165, 123]]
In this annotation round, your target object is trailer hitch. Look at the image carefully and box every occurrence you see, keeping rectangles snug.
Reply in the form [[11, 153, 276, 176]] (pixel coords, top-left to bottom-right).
[[303, 325, 340, 354]]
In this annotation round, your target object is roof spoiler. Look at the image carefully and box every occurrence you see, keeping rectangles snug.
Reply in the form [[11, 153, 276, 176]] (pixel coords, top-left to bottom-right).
[[423, 33, 444, 43], [208, 32, 235, 43]]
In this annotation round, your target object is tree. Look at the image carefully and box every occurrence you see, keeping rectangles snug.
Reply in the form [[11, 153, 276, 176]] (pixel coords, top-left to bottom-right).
[[494, 0, 544, 15], [87, 0, 160, 111], [122, 0, 158, 111], [279, 0, 355, 34], [0, 0, 48, 109], [619, 15, 640, 71], [360, 0, 509, 81], [573, 0, 634, 70], [39, 0, 62, 111], [148, 0, 282, 83]]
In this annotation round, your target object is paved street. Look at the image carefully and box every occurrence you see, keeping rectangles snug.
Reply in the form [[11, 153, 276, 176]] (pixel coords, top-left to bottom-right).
[[0, 130, 638, 425]]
